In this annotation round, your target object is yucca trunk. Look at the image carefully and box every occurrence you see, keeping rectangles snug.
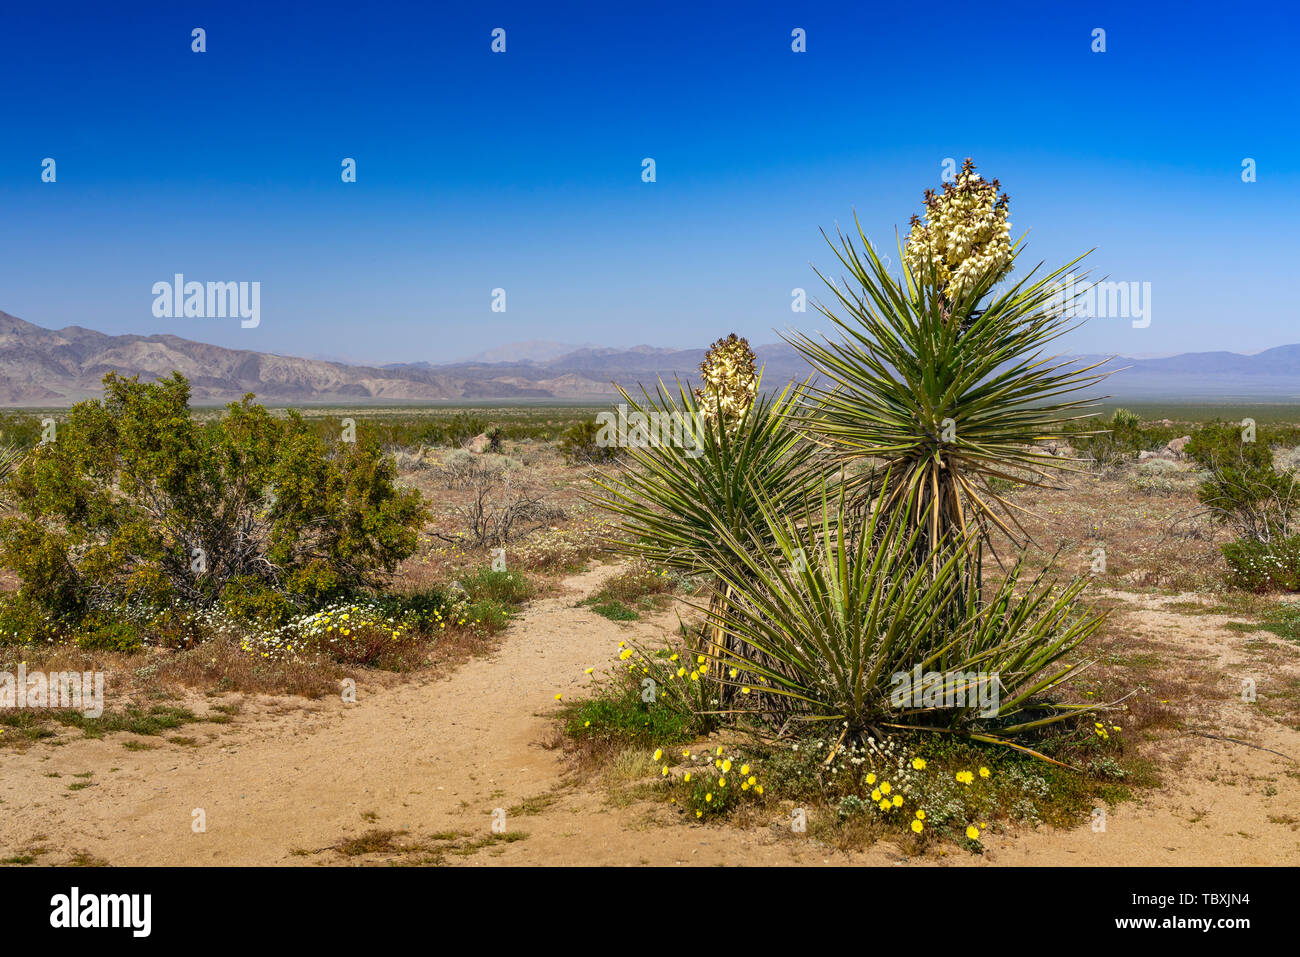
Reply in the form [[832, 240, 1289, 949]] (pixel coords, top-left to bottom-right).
[[698, 577, 733, 696]]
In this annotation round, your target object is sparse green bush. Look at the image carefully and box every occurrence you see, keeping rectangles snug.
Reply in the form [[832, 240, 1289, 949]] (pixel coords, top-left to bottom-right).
[[1188, 423, 1299, 535], [563, 673, 695, 747], [589, 601, 639, 621], [462, 568, 533, 605], [1185, 421, 1278, 474], [1066, 419, 1184, 471], [1184, 423, 1300, 590], [73, 616, 144, 653], [464, 599, 513, 632], [559, 419, 618, 464]]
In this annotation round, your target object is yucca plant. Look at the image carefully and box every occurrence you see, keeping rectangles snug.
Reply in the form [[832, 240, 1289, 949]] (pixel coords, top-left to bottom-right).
[[594, 351, 830, 688], [595, 379, 823, 569], [790, 161, 1109, 556], [693, 477, 1103, 757]]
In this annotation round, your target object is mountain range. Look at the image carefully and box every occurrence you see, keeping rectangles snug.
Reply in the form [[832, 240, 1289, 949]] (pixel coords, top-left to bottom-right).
[[3, 309, 1300, 406]]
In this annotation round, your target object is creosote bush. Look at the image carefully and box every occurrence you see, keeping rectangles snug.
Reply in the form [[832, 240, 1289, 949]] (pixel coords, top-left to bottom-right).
[[559, 420, 619, 464], [1187, 422, 1300, 589], [0, 372, 429, 637]]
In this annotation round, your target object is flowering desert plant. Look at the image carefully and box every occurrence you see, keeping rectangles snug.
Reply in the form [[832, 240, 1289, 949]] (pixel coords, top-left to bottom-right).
[[791, 160, 1109, 556], [596, 373, 823, 574], [654, 745, 767, 819], [594, 165, 1113, 765], [595, 354, 831, 692]]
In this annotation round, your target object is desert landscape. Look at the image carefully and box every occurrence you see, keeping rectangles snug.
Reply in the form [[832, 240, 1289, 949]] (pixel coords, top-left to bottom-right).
[[4, 147, 1299, 893], [4, 8, 1296, 937]]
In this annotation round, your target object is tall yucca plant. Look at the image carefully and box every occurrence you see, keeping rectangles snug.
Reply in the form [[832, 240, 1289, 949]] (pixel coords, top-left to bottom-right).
[[789, 213, 1109, 553], [694, 478, 1103, 755], [594, 375, 828, 682]]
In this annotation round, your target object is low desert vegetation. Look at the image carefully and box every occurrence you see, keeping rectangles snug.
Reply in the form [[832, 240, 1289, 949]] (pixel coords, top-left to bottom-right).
[[1184, 422, 1300, 591], [578, 560, 684, 622], [0, 377, 574, 733]]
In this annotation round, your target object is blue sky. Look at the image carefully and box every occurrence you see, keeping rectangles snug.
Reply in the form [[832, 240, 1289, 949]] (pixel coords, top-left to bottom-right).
[[2, 0, 1297, 364]]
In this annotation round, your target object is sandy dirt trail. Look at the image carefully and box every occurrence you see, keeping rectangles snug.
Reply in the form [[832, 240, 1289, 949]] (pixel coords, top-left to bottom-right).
[[1, 563, 1298, 866]]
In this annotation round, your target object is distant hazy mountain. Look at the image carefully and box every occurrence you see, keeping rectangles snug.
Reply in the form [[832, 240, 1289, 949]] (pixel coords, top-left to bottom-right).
[[1069, 348, 1300, 399], [462, 340, 595, 364], [0, 311, 553, 405], [4, 309, 1300, 406], [0, 311, 729, 405]]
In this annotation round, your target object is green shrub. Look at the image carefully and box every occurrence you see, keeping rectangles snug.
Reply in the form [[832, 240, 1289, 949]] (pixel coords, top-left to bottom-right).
[[589, 601, 639, 621], [464, 599, 512, 632], [1180, 422, 1300, 591], [683, 481, 1103, 744], [0, 373, 429, 630], [1110, 408, 1141, 429], [559, 420, 618, 465], [1221, 537, 1300, 591], [462, 568, 532, 605], [563, 679, 694, 747], [0, 593, 61, 646], [219, 577, 297, 625], [1187, 423, 1300, 546], [370, 585, 452, 629], [364, 574, 531, 637], [0, 412, 47, 450], [1066, 419, 1184, 471], [589, 561, 676, 605], [1185, 422, 1277, 473], [580, 562, 678, 622], [74, 616, 144, 653]]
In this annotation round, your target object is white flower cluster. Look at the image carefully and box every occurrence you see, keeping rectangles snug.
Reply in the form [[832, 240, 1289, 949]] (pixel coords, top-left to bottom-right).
[[903, 159, 1013, 302], [694, 333, 758, 429]]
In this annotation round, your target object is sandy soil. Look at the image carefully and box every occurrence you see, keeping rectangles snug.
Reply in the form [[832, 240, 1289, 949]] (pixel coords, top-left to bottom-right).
[[1, 564, 1297, 866]]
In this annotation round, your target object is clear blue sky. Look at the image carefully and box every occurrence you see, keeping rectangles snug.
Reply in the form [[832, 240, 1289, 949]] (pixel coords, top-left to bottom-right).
[[2, 0, 1297, 364]]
